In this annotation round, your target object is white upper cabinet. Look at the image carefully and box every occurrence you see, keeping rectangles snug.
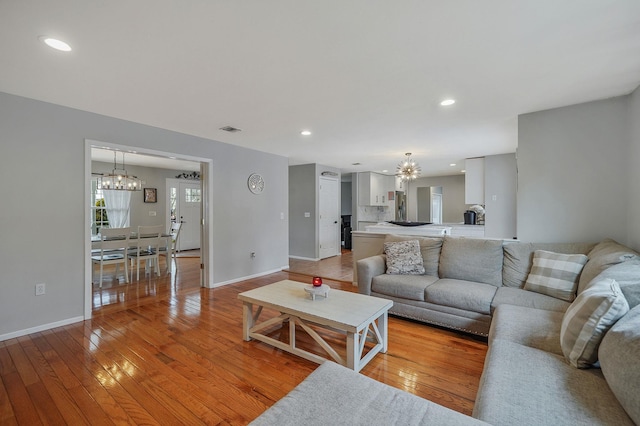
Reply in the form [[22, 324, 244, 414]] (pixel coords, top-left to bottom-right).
[[465, 157, 485, 204], [359, 172, 393, 206]]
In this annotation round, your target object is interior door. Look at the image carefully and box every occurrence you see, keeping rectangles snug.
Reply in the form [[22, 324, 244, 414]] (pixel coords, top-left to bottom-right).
[[177, 181, 201, 251], [431, 193, 443, 224], [319, 177, 340, 259]]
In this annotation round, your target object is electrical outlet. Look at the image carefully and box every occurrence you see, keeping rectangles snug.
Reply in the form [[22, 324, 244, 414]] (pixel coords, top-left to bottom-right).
[[35, 283, 46, 296], [149, 211, 157, 216]]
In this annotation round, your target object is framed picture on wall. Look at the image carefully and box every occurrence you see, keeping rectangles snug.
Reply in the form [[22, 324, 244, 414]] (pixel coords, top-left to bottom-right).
[[144, 188, 157, 203]]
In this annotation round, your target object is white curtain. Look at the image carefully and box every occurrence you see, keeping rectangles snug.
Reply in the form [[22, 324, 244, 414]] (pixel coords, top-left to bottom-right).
[[103, 190, 132, 228]]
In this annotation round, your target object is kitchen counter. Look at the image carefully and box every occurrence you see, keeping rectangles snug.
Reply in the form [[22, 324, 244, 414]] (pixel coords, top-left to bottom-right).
[[364, 222, 452, 236]]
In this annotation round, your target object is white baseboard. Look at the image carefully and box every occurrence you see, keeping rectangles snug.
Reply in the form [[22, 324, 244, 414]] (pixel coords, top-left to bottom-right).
[[211, 267, 288, 288], [289, 255, 320, 261], [0, 316, 85, 342]]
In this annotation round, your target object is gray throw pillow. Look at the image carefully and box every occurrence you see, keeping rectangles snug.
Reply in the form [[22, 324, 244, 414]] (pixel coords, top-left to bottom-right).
[[384, 234, 442, 276], [560, 278, 629, 368], [384, 240, 425, 275], [578, 238, 639, 294], [524, 250, 588, 302]]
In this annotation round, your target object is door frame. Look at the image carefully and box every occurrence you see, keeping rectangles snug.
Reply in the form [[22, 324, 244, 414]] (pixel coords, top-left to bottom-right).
[[84, 139, 214, 320]]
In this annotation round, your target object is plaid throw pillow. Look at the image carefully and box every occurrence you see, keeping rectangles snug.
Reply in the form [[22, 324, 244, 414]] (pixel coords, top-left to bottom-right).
[[524, 250, 588, 302], [384, 240, 425, 275], [560, 278, 629, 368]]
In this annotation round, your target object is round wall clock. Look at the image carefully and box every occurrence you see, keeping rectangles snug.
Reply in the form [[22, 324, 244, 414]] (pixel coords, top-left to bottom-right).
[[248, 173, 265, 194]]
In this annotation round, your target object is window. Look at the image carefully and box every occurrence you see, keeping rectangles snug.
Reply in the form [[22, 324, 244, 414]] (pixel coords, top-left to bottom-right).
[[169, 187, 177, 223], [91, 178, 109, 234], [185, 188, 201, 203]]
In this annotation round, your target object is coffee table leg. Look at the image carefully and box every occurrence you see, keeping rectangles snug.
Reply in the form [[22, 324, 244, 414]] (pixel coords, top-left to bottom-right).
[[243, 302, 253, 341], [379, 311, 388, 353], [346, 331, 359, 372]]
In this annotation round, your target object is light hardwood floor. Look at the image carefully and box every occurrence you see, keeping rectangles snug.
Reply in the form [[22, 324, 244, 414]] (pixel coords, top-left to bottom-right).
[[1, 255, 487, 425]]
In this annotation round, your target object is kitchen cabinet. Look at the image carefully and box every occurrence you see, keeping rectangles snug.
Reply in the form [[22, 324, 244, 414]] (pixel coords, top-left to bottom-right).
[[465, 157, 485, 204], [358, 172, 393, 206]]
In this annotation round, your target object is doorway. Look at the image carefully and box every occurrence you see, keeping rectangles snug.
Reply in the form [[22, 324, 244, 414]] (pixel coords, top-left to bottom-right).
[[167, 179, 202, 252], [84, 139, 214, 319], [319, 176, 340, 259]]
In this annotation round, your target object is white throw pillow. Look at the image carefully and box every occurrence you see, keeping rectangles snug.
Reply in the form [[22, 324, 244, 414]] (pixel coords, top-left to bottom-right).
[[524, 250, 588, 302], [384, 240, 425, 275], [560, 278, 629, 368]]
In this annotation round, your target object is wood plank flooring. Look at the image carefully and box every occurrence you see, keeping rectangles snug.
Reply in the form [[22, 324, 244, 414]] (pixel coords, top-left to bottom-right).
[[1, 256, 487, 425]]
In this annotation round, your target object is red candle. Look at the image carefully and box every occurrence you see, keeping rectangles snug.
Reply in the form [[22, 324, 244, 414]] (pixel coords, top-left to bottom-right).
[[312, 277, 323, 287]]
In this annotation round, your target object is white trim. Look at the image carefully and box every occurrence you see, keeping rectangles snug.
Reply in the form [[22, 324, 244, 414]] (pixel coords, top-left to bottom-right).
[[211, 267, 287, 288], [84, 139, 215, 313], [0, 316, 84, 342], [289, 255, 321, 261]]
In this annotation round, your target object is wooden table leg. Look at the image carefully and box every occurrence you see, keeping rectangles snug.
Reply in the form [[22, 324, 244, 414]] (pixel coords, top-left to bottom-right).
[[243, 302, 253, 341]]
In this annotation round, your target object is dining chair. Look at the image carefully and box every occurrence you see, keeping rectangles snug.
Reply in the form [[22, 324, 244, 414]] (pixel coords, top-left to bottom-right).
[[130, 225, 164, 281], [91, 227, 131, 287], [158, 222, 182, 274]]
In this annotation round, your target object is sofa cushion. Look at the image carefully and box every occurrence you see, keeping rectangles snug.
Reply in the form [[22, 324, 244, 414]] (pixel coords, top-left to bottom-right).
[[523, 250, 588, 302], [439, 237, 503, 287], [372, 274, 438, 302], [384, 234, 442, 276], [560, 278, 629, 368], [250, 361, 488, 426], [589, 258, 640, 309], [425, 279, 497, 315], [502, 242, 594, 288], [384, 239, 425, 275], [473, 339, 635, 426], [599, 304, 640, 425], [491, 287, 570, 313], [578, 238, 639, 294], [489, 304, 564, 355]]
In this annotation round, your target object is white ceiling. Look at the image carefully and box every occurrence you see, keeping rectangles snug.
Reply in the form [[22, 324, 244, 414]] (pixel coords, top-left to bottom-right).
[[1, 1, 639, 176]]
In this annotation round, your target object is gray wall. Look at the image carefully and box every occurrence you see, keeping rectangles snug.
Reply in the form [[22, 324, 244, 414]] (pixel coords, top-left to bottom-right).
[[289, 164, 317, 259], [408, 175, 466, 223], [517, 95, 631, 244], [341, 182, 352, 215], [0, 91, 289, 338], [484, 153, 517, 239]]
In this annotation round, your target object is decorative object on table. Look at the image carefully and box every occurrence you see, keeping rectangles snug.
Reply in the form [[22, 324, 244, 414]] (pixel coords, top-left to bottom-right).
[[175, 171, 200, 180], [144, 188, 157, 203], [247, 173, 265, 194], [396, 153, 421, 222], [469, 204, 485, 225], [304, 283, 330, 300], [312, 276, 323, 287], [97, 151, 142, 191]]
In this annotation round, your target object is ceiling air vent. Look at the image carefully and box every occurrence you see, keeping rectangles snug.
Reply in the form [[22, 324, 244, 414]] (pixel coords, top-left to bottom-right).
[[219, 126, 242, 133]]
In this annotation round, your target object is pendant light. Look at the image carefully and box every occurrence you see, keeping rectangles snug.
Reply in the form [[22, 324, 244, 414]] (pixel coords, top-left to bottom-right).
[[97, 151, 142, 191]]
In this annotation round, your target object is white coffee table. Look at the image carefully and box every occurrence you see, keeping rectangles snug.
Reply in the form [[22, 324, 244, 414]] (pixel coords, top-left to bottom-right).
[[238, 280, 393, 372]]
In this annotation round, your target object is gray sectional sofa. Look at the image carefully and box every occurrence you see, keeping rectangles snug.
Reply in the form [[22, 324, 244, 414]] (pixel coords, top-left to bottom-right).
[[251, 236, 640, 425]]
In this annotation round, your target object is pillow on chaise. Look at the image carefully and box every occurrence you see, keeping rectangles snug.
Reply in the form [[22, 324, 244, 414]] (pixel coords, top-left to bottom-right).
[[384, 240, 425, 275], [560, 278, 629, 368], [524, 250, 588, 302]]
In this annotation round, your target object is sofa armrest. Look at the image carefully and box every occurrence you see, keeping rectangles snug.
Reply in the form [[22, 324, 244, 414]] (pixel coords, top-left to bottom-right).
[[357, 255, 386, 295]]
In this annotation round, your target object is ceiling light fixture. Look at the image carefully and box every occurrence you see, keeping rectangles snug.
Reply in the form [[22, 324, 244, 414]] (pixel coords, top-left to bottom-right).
[[97, 151, 142, 191], [440, 99, 456, 106], [396, 153, 421, 181], [301, 130, 312, 136], [450, 163, 456, 167], [39, 36, 72, 52]]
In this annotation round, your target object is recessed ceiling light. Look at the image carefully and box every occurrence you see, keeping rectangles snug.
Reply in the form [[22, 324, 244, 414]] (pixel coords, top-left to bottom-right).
[[382, 169, 388, 173], [39, 36, 72, 52], [450, 163, 456, 167], [300, 130, 312, 136], [461, 169, 466, 173], [440, 99, 456, 106]]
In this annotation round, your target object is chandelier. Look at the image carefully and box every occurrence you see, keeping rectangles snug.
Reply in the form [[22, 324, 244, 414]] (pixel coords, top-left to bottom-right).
[[97, 151, 142, 191], [396, 153, 421, 181]]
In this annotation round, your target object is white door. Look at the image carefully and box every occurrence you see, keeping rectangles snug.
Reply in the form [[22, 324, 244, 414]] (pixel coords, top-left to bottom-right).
[[319, 177, 340, 259], [167, 179, 202, 251], [431, 193, 443, 224]]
